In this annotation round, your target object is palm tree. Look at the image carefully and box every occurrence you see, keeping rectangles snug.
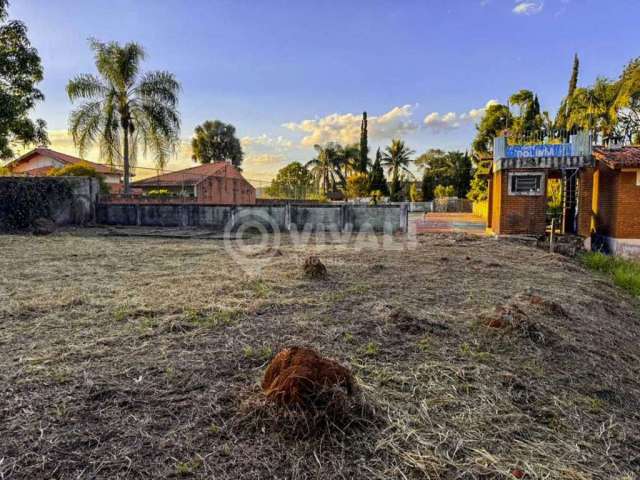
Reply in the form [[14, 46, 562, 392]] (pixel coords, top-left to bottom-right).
[[305, 142, 346, 194], [67, 40, 181, 193], [567, 78, 617, 142], [338, 144, 360, 180], [382, 139, 415, 182]]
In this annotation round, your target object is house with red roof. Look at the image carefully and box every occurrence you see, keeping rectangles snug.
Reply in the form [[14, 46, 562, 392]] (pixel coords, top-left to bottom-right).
[[5, 148, 125, 193], [131, 162, 256, 204]]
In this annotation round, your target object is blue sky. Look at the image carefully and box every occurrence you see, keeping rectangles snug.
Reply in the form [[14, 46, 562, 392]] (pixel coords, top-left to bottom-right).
[[9, 0, 640, 183]]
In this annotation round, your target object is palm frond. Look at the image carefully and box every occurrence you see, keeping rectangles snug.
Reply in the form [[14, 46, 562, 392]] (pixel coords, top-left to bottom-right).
[[135, 71, 181, 108], [68, 101, 102, 158], [66, 74, 108, 101]]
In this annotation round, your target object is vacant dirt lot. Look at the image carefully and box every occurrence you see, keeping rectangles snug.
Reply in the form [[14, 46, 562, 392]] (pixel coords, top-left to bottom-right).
[[1, 230, 639, 479]]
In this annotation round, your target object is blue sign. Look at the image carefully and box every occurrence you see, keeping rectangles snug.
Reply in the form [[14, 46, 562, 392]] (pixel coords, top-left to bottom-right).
[[505, 143, 573, 158]]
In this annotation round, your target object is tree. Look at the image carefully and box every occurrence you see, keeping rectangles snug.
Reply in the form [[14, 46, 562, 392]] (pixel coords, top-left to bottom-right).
[[567, 77, 618, 142], [345, 172, 370, 199], [67, 40, 180, 193], [615, 58, 640, 114], [0, 0, 49, 159], [555, 54, 580, 130], [421, 170, 436, 201], [306, 143, 343, 194], [382, 139, 414, 202], [191, 120, 243, 167], [415, 149, 472, 197], [368, 148, 389, 196], [265, 161, 313, 199], [451, 151, 473, 198], [408, 183, 420, 202], [472, 103, 512, 154], [508, 89, 544, 140], [358, 111, 368, 173], [338, 143, 359, 181]]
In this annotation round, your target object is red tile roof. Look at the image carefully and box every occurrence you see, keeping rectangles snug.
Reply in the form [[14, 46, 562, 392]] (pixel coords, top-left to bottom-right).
[[131, 162, 246, 187], [593, 146, 640, 169], [8, 148, 123, 175]]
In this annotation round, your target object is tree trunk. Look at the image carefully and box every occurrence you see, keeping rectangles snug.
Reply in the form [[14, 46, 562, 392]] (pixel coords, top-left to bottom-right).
[[123, 122, 130, 194]]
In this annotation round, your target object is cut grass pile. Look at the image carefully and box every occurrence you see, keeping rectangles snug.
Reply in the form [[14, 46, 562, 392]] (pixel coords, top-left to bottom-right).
[[1, 229, 639, 479], [581, 251, 640, 296]]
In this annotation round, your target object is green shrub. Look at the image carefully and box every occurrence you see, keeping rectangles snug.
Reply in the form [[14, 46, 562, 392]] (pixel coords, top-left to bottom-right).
[[434, 184, 456, 198], [50, 163, 110, 194], [147, 189, 172, 198]]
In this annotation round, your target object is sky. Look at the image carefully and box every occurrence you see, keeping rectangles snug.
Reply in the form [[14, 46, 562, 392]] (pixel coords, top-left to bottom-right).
[[8, 0, 640, 185]]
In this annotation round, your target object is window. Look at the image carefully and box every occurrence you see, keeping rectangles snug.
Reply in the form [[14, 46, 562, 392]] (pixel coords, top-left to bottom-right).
[[508, 172, 544, 196]]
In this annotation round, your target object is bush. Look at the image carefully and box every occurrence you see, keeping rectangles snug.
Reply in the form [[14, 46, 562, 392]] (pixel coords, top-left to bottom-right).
[[50, 163, 110, 194], [580, 252, 640, 296], [147, 189, 172, 198], [345, 173, 369, 199], [434, 184, 456, 198], [0, 178, 73, 230]]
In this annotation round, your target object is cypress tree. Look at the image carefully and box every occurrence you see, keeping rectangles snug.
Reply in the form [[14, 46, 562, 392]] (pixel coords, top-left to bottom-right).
[[555, 54, 579, 129], [368, 148, 389, 196], [568, 53, 579, 97], [358, 111, 368, 173]]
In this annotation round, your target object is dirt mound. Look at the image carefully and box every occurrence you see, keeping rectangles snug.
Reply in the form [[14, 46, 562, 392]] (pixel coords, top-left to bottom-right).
[[479, 292, 566, 345], [32, 217, 56, 236], [262, 347, 354, 405], [303, 255, 327, 279]]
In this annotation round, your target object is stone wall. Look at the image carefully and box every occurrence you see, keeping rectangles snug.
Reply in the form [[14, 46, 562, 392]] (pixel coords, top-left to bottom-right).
[[96, 202, 408, 233]]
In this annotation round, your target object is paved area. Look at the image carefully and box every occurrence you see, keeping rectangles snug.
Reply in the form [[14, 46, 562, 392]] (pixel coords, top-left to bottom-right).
[[414, 212, 487, 235]]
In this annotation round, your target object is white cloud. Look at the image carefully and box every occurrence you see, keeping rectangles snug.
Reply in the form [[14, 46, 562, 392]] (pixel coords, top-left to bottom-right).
[[423, 100, 498, 133], [240, 134, 293, 150], [513, 1, 544, 15], [283, 105, 418, 147]]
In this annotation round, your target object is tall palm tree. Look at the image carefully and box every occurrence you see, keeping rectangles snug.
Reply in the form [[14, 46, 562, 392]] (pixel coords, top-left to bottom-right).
[[67, 40, 181, 193], [381, 139, 415, 182]]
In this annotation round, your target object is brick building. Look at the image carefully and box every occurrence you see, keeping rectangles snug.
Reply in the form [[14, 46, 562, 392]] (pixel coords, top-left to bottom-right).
[[486, 135, 640, 256], [131, 162, 256, 205], [5, 148, 124, 193]]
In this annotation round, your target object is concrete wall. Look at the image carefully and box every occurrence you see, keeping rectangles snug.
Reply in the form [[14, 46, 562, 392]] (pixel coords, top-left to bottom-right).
[[96, 202, 408, 233]]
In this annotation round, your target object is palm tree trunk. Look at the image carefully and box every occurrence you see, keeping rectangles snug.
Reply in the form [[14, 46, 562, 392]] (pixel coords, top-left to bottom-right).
[[123, 122, 130, 194]]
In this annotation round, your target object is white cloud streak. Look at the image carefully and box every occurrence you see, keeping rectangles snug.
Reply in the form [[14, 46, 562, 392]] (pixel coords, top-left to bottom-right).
[[513, 1, 544, 15]]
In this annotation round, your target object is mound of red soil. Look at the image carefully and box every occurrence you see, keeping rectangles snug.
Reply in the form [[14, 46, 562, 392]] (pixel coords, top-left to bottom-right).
[[262, 347, 354, 405], [303, 255, 327, 279]]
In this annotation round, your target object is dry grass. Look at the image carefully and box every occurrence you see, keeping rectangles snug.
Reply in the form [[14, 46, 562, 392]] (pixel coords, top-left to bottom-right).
[[1, 229, 639, 479]]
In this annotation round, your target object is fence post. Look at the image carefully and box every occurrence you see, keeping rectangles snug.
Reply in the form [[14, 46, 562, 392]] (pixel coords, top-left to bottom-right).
[[400, 203, 409, 233], [284, 203, 292, 232]]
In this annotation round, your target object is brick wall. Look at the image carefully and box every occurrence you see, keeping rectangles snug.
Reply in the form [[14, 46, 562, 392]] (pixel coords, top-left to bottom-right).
[[614, 170, 640, 238], [596, 164, 619, 237], [196, 176, 256, 204], [577, 167, 594, 237], [491, 169, 548, 235]]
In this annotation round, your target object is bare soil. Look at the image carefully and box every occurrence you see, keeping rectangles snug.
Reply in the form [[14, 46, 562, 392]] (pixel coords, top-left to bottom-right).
[[0, 230, 639, 479]]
